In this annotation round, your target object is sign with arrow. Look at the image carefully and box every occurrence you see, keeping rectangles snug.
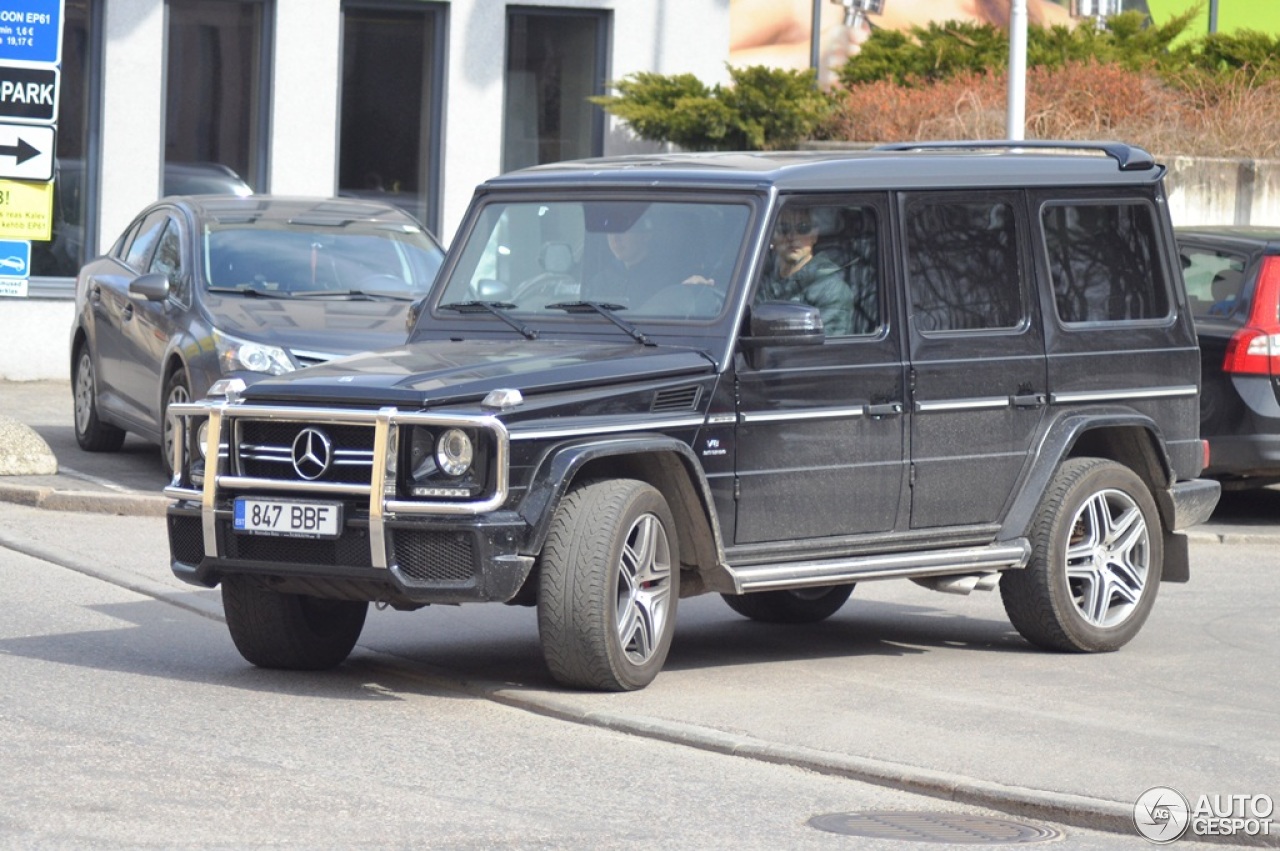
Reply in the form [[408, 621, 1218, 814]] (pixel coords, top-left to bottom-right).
[[0, 122, 52, 180]]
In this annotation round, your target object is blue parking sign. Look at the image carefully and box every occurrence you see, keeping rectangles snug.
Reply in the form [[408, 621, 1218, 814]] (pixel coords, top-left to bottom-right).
[[0, 238, 31, 278], [0, 0, 64, 65]]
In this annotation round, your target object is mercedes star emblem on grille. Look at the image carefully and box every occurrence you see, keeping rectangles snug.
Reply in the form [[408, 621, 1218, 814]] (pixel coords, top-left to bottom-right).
[[291, 427, 333, 480]]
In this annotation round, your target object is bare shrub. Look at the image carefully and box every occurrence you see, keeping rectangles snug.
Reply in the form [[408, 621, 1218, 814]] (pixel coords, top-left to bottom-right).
[[826, 60, 1280, 160]]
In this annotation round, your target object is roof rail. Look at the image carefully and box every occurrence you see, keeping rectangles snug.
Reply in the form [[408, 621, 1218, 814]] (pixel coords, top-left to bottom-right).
[[872, 140, 1155, 172]]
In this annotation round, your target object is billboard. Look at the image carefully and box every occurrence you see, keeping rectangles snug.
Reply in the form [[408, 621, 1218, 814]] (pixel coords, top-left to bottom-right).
[[730, 0, 1279, 82]]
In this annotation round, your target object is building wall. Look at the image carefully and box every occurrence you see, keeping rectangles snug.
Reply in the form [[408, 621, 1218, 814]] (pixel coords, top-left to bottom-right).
[[94, 0, 731, 252], [1, 0, 732, 381]]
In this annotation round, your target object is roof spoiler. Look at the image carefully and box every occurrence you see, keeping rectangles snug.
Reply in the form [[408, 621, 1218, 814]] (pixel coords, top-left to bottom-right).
[[873, 140, 1155, 172]]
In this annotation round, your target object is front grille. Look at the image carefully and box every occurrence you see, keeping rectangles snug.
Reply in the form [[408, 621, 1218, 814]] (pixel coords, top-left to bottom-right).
[[169, 514, 205, 564], [393, 530, 475, 582], [224, 528, 374, 567], [235, 421, 375, 484]]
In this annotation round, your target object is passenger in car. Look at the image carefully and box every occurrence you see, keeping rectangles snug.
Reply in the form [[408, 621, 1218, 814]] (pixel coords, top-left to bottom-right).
[[756, 207, 855, 335]]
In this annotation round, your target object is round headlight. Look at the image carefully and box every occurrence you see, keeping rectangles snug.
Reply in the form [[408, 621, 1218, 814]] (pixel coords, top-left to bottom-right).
[[195, 420, 210, 459], [435, 428, 473, 477]]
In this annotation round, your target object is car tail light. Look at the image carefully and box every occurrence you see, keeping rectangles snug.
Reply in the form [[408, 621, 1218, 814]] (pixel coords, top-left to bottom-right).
[[1222, 256, 1280, 376]]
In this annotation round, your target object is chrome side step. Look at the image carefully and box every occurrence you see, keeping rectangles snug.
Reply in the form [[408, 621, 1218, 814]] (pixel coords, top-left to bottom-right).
[[721, 540, 1031, 595]]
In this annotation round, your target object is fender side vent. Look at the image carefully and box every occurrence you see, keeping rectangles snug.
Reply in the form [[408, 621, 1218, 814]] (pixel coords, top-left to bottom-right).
[[651, 385, 702, 412]]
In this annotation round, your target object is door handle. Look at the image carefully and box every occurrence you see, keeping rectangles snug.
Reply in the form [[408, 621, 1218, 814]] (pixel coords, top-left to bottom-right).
[[1012, 393, 1046, 408], [122, 303, 134, 321], [866, 402, 903, 418]]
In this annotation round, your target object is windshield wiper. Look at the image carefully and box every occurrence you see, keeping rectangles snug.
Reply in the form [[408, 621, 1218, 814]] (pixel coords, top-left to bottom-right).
[[205, 286, 290, 299], [548, 301, 651, 346], [440, 300, 539, 340], [290, 289, 414, 301]]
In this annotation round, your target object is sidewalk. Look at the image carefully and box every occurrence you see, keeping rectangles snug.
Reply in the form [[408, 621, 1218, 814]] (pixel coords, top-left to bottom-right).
[[0, 380, 169, 516]]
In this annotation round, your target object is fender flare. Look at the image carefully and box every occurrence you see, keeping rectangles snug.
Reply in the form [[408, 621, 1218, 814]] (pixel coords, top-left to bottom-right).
[[999, 407, 1173, 542], [516, 434, 725, 565]]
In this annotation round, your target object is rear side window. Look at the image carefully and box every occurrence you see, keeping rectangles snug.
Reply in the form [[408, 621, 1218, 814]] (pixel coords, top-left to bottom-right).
[[1042, 201, 1170, 324], [1179, 244, 1248, 320], [905, 196, 1023, 332]]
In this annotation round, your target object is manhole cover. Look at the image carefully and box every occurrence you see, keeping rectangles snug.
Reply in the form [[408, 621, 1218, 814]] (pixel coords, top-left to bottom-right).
[[809, 811, 1062, 844]]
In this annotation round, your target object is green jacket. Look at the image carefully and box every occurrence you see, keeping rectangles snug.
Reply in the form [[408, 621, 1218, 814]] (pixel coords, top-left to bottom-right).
[[756, 252, 855, 337]]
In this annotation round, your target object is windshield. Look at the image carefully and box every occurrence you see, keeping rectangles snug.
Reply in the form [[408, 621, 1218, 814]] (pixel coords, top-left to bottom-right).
[[436, 199, 752, 321], [203, 222, 444, 298]]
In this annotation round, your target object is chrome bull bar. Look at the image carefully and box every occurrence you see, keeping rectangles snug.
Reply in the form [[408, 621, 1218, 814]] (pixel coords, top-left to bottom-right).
[[164, 401, 510, 569]]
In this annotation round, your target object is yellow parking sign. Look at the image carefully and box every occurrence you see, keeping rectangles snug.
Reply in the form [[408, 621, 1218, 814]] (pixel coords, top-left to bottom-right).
[[0, 179, 53, 240]]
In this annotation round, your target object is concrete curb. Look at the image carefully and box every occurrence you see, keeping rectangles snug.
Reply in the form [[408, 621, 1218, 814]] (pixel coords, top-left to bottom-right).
[[0, 481, 169, 517]]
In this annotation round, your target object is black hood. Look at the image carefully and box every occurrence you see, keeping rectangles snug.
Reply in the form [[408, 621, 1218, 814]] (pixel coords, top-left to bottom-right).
[[240, 338, 716, 408]]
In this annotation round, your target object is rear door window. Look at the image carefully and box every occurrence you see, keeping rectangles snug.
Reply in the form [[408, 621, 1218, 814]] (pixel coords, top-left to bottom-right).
[[905, 196, 1023, 332]]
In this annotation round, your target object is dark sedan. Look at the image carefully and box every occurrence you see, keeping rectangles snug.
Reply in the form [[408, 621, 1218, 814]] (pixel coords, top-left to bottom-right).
[[1177, 226, 1280, 487], [70, 195, 445, 473]]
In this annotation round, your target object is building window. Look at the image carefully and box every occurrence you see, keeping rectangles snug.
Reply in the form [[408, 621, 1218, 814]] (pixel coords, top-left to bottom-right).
[[503, 8, 608, 173], [165, 0, 270, 192], [35, 0, 102, 280], [338, 1, 444, 233]]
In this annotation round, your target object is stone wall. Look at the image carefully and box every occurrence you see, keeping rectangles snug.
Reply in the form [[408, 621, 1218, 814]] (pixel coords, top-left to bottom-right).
[[1164, 156, 1280, 227]]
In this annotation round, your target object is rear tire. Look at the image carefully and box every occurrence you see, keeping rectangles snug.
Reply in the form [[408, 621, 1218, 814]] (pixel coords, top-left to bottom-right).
[[721, 584, 854, 624], [72, 345, 126, 452], [1001, 458, 1162, 652], [221, 576, 368, 670], [537, 479, 679, 691]]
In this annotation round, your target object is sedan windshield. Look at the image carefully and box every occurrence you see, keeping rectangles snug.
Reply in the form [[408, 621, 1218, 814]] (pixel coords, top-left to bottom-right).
[[203, 223, 443, 298], [436, 199, 752, 321]]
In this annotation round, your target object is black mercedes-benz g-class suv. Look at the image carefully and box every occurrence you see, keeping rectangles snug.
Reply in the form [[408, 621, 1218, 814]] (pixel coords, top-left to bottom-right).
[[165, 141, 1221, 691]]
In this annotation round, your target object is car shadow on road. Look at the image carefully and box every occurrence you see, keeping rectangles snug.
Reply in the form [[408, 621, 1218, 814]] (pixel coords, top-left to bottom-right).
[[29, 423, 169, 491], [662, 597, 1033, 674], [0, 591, 1030, 701]]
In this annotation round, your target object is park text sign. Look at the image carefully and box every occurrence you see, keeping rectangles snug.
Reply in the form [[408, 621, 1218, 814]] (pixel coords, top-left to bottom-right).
[[0, 0, 64, 257]]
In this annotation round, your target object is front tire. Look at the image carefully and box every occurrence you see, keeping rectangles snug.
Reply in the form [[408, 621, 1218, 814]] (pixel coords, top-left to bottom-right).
[[537, 479, 679, 691], [721, 584, 854, 624], [1001, 458, 1162, 652], [72, 345, 126, 452], [161, 370, 191, 477], [221, 576, 368, 670]]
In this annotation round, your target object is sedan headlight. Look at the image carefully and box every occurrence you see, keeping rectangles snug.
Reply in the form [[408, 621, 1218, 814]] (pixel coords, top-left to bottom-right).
[[213, 329, 295, 375], [405, 425, 485, 497]]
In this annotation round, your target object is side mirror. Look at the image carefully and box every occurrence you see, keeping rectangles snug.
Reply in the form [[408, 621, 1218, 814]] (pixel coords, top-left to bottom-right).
[[129, 272, 171, 302], [406, 296, 426, 334], [739, 301, 825, 348]]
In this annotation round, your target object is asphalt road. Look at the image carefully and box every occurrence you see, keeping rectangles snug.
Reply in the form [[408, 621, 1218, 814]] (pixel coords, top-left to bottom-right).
[[3, 504, 1267, 849], [2, 379, 1278, 847]]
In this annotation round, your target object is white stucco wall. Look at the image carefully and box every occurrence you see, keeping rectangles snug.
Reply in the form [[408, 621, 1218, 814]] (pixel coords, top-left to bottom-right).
[[99, 0, 166, 248], [1, 0, 736, 381], [269, 0, 341, 195], [438, 0, 732, 242]]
